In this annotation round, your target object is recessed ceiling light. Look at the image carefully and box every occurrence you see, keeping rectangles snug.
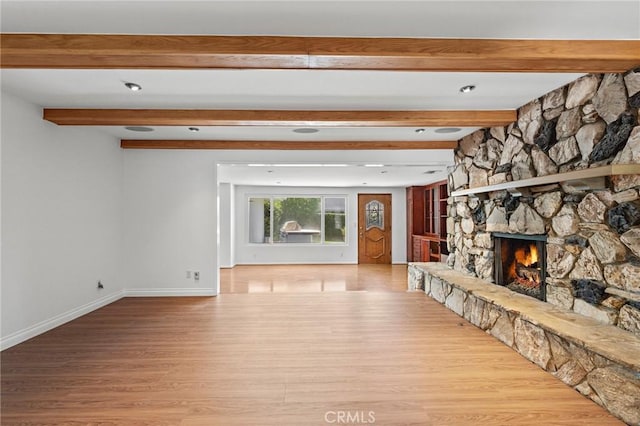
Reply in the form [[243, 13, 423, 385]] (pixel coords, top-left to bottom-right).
[[459, 85, 476, 93], [124, 82, 142, 91], [276, 181, 282, 184], [125, 126, 154, 132], [362, 182, 368, 185], [423, 170, 437, 174], [435, 127, 462, 134], [267, 170, 274, 174], [380, 170, 388, 174], [188, 127, 199, 132], [415, 128, 426, 134], [293, 128, 319, 134], [364, 164, 385, 167]]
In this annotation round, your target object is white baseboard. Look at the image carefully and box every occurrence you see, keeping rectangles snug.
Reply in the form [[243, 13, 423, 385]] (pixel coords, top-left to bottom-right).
[[124, 288, 217, 297], [0, 290, 125, 351], [236, 261, 358, 265], [1, 288, 219, 350]]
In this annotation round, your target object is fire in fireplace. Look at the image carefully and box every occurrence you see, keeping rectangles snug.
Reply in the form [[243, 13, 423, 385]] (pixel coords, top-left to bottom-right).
[[493, 233, 547, 301]]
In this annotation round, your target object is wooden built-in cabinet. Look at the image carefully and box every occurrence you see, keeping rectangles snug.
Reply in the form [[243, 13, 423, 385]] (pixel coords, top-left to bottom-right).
[[406, 180, 449, 262]]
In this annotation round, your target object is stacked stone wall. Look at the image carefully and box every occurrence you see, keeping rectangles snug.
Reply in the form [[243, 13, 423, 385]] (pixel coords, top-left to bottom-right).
[[447, 69, 640, 336]]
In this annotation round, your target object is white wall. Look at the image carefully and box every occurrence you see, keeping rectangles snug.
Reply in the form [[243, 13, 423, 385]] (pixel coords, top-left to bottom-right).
[[234, 185, 407, 264], [122, 150, 218, 296], [218, 182, 235, 268], [121, 156, 408, 296], [1, 91, 124, 349], [122, 151, 435, 298], [1, 125, 430, 348]]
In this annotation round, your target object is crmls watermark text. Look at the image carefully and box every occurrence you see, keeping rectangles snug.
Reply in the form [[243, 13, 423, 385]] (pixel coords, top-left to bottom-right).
[[324, 410, 376, 424]]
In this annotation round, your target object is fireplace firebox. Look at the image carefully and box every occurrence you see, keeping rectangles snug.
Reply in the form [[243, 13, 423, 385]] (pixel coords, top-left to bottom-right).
[[493, 233, 546, 301]]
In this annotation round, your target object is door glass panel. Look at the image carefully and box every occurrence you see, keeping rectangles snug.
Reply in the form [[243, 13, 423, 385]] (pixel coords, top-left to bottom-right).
[[365, 200, 384, 230]]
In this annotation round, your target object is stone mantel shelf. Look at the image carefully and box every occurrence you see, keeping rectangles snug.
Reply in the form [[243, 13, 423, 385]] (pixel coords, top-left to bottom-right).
[[450, 164, 640, 197]]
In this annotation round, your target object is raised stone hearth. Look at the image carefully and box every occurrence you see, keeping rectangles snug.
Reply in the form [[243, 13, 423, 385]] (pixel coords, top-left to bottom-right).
[[409, 262, 640, 425]]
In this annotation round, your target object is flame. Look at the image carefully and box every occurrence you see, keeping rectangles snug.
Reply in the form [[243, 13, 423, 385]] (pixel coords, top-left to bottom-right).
[[508, 261, 516, 280], [524, 243, 538, 266], [507, 243, 540, 281], [513, 243, 538, 267]]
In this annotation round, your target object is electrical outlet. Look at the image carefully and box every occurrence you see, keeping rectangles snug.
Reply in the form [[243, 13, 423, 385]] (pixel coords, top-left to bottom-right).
[[194, 271, 200, 280], [186, 271, 191, 279], [97, 281, 104, 290]]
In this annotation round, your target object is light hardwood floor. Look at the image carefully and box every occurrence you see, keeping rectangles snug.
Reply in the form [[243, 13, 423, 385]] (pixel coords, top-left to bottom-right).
[[220, 264, 409, 293], [1, 265, 621, 425]]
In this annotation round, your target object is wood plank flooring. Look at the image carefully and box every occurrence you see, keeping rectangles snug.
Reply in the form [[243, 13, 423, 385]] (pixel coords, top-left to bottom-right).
[[220, 264, 409, 293], [1, 265, 621, 425]]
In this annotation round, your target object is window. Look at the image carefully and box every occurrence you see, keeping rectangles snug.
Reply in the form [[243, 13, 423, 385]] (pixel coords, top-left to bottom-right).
[[249, 196, 347, 244]]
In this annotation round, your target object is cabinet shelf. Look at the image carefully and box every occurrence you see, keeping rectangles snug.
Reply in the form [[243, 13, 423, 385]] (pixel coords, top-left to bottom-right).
[[407, 180, 449, 262]]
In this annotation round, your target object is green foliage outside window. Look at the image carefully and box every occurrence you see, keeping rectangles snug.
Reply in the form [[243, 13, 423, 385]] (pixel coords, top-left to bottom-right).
[[251, 196, 346, 244], [273, 197, 321, 242]]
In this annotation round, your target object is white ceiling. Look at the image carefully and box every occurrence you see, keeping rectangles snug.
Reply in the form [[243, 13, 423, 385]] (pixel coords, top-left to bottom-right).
[[1, 0, 638, 187], [0, 69, 583, 143], [2, 1, 639, 39], [0, 69, 584, 111], [96, 126, 480, 142], [218, 163, 451, 187]]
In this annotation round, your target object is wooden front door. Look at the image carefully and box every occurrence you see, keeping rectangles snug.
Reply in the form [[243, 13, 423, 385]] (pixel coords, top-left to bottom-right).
[[358, 194, 392, 264]]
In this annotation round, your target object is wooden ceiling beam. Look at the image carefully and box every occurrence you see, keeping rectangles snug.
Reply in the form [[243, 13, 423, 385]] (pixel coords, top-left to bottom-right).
[[120, 140, 458, 150], [2, 34, 638, 72], [307, 38, 640, 73], [43, 109, 516, 127], [0, 34, 309, 69]]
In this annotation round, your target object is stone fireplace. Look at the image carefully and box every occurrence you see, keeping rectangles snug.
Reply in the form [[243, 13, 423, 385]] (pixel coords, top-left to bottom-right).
[[445, 70, 640, 335], [493, 233, 546, 301], [409, 68, 640, 424]]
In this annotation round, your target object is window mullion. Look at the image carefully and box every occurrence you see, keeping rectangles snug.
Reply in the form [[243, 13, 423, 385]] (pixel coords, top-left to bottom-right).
[[270, 197, 274, 244], [320, 196, 325, 244]]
